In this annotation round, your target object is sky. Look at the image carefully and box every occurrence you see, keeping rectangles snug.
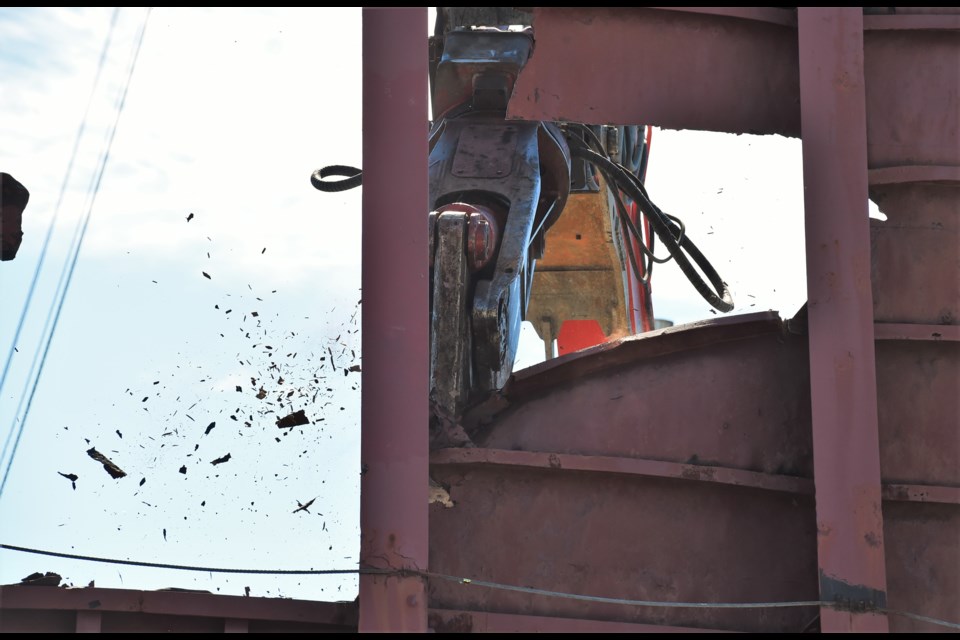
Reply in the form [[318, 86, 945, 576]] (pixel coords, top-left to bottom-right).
[[0, 7, 882, 602]]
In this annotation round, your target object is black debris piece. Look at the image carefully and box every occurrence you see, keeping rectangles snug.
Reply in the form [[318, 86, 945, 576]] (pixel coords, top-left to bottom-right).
[[202, 271, 211, 279], [187, 213, 194, 222], [163, 528, 167, 541], [20, 572, 62, 587], [210, 453, 232, 465], [204, 421, 216, 435], [261, 248, 266, 254], [348, 364, 361, 373], [86, 448, 126, 479], [251, 311, 258, 317], [139, 477, 146, 486], [58, 472, 78, 490], [179, 465, 187, 474], [293, 497, 316, 514], [153, 380, 159, 385], [141, 397, 148, 402], [276, 409, 309, 429], [116, 430, 122, 439], [235, 385, 242, 393]]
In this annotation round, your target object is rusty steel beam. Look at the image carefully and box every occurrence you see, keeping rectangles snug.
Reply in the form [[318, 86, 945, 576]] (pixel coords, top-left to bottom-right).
[[507, 8, 800, 136], [431, 447, 815, 496], [359, 6, 429, 633], [797, 8, 888, 632]]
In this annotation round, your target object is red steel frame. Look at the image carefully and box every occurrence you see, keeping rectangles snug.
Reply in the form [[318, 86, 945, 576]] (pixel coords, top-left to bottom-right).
[[359, 6, 429, 633], [359, 7, 902, 632], [797, 8, 888, 631]]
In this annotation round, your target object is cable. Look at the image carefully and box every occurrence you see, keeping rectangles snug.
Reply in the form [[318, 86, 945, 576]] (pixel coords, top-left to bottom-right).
[[3, 542, 956, 630], [0, 8, 151, 501], [310, 165, 362, 192], [566, 126, 733, 312], [0, 7, 121, 473], [0, 543, 380, 576]]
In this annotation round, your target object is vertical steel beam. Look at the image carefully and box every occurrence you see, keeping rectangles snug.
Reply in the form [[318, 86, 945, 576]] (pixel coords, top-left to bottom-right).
[[797, 8, 888, 632], [359, 6, 429, 633]]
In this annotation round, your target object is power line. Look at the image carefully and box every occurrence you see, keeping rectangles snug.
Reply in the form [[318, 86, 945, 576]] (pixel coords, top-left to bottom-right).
[[0, 7, 120, 484], [0, 8, 152, 500], [0, 543, 378, 576], [2, 542, 957, 630]]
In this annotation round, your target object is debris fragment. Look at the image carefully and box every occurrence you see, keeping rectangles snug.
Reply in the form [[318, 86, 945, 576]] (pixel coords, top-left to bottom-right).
[[186, 213, 194, 222], [139, 478, 146, 486], [348, 364, 361, 373], [276, 409, 309, 429], [58, 472, 78, 490], [20, 572, 62, 587], [235, 385, 242, 392], [179, 465, 187, 474], [86, 448, 126, 479], [163, 528, 167, 541], [293, 497, 316, 514], [204, 421, 216, 435], [256, 388, 267, 400], [202, 271, 211, 279], [210, 453, 232, 466], [116, 430, 123, 439]]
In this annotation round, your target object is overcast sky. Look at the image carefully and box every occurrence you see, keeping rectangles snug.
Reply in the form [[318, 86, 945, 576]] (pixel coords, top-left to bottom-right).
[[0, 7, 840, 601]]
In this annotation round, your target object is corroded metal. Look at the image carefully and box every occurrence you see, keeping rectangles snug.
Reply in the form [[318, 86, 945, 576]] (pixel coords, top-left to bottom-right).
[[359, 6, 429, 633]]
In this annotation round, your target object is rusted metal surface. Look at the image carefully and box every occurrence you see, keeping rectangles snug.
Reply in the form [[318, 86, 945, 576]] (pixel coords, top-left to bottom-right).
[[874, 323, 960, 342], [429, 460, 819, 632], [431, 448, 815, 496], [870, 183, 959, 326], [507, 8, 801, 136], [0, 585, 358, 633], [526, 176, 631, 352], [434, 5, 959, 634], [875, 341, 960, 488], [882, 502, 960, 633], [428, 608, 728, 633], [798, 8, 888, 631], [863, 26, 960, 169], [430, 314, 819, 632], [882, 483, 960, 505], [359, 6, 429, 632]]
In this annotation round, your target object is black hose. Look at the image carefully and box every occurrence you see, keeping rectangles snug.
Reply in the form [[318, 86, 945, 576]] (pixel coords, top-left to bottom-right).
[[567, 134, 734, 313], [311, 165, 362, 192]]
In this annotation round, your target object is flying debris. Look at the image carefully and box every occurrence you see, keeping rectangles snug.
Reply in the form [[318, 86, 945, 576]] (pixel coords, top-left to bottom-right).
[[204, 421, 216, 435], [276, 409, 309, 429], [210, 453, 232, 466], [293, 497, 316, 514], [86, 448, 126, 479], [58, 472, 78, 490], [202, 271, 211, 279], [186, 213, 194, 222]]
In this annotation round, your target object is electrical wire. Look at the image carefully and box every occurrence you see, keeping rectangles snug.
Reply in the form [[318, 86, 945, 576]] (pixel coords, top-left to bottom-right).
[[0, 7, 121, 478], [2, 542, 957, 630], [0, 8, 152, 501]]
